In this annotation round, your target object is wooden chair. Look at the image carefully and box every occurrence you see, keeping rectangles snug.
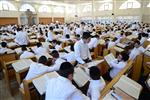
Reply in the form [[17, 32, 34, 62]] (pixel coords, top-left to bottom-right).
[[0, 53, 18, 70], [0, 53, 18, 88], [3, 61, 17, 95], [100, 60, 133, 99]]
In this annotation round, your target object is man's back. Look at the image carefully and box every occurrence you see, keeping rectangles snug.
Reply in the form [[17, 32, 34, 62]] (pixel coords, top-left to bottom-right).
[[45, 76, 87, 100], [15, 31, 29, 45]]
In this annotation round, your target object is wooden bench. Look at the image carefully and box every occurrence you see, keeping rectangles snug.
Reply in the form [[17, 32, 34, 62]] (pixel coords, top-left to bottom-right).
[[1, 53, 18, 95]]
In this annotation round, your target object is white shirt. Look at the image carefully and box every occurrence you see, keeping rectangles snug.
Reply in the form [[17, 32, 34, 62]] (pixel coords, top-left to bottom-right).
[[74, 39, 92, 64], [62, 52, 76, 62], [88, 38, 99, 49], [25, 62, 51, 80], [110, 59, 127, 78], [20, 51, 35, 59], [87, 78, 105, 100], [45, 76, 89, 100], [15, 31, 29, 45], [63, 27, 70, 35], [129, 47, 145, 60], [34, 47, 48, 55], [140, 37, 147, 45], [48, 58, 66, 72], [107, 41, 116, 49], [0, 47, 14, 54], [76, 28, 82, 35], [47, 31, 54, 41]]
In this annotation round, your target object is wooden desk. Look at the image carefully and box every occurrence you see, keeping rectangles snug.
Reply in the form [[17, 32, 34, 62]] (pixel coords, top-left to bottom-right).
[[100, 60, 133, 99], [143, 53, 150, 75], [131, 54, 143, 81]]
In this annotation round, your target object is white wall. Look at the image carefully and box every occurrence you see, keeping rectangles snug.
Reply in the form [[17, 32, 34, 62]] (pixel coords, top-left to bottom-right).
[[0, 0, 150, 24]]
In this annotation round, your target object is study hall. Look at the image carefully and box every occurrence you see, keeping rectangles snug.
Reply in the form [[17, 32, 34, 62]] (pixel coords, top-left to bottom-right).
[[0, 0, 150, 100]]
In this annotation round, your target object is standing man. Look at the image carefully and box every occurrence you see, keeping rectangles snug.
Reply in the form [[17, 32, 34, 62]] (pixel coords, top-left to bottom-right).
[[74, 32, 92, 64]]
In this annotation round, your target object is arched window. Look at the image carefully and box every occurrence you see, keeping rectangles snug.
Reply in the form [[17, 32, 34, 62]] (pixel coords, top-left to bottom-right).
[[99, 3, 112, 11], [53, 6, 64, 13], [0, 1, 17, 11], [119, 0, 141, 9], [82, 5, 92, 12], [147, 3, 150, 7], [39, 5, 50, 13], [20, 4, 35, 12]]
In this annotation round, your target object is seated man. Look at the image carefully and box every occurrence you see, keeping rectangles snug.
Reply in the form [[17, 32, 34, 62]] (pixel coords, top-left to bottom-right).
[[48, 50, 66, 72], [20, 45, 35, 59], [103, 51, 129, 81], [62, 44, 76, 62], [0, 42, 14, 54], [15, 27, 29, 46], [129, 40, 145, 60], [34, 42, 49, 55], [88, 35, 100, 50], [87, 66, 106, 100], [24, 56, 50, 81], [45, 62, 89, 100], [20, 56, 52, 88]]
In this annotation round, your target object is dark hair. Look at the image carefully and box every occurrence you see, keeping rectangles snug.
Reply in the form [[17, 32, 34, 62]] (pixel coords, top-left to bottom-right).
[[89, 66, 100, 80], [49, 27, 53, 31], [38, 56, 48, 64], [59, 62, 74, 78], [76, 34, 80, 38], [17, 27, 22, 31], [21, 45, 27, 51], [65, 34, 70, 39], [134, 40, 140, 45], [36, 42, 42, 47], [81, 22, 85, 25], [1, 42, 7, 47], [51, 50, 59, 58], [120, 51, 129, 62], [113, 37, 118, 42], [82, 32, 91, 39], [94, 35, 99, 38], [70, 44, 74, 51]]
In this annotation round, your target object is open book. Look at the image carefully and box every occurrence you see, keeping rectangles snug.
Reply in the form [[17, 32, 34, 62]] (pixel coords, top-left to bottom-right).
[[104, 53, 116, 67], [113, 75, 142, 99], [32, 72, 59, 95], [73, 67, 91, 87], [86, 60, 104, 68], [126, 35, 138, 40], [116, 43, 126, 48], [12, 59, 33, 72], [144, 50, 150, 57], [29, 39, 39, 43], [7, 42, 18, 48], [64, 46, 71, 53], [114, 46, 124, 52]]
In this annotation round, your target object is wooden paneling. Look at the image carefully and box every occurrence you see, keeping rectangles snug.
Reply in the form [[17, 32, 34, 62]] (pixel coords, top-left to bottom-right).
[[53, 17, 64, 23], [39, 17, 52, 24], [0, 17, 18, 25]]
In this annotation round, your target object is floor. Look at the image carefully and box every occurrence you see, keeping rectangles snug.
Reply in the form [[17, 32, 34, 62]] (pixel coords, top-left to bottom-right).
[[0, 73, 22, 100]]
